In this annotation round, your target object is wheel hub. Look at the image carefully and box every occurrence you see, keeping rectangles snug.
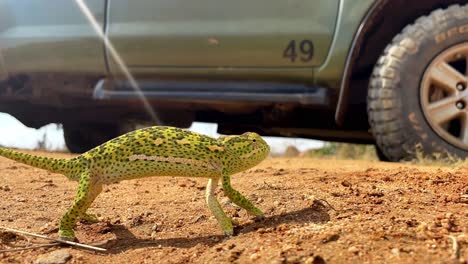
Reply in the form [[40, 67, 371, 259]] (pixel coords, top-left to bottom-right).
[[420, 43, 468, 151]]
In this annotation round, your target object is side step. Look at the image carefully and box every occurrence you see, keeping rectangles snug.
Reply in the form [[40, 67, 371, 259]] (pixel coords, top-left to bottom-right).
[[93, 79, 329, 105]]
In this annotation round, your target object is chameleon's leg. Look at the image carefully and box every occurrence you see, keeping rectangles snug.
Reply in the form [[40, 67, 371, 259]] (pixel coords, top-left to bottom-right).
[[59, 171, 102, 240], [222, 174, 264, 219], [205, 177, 233, 236]]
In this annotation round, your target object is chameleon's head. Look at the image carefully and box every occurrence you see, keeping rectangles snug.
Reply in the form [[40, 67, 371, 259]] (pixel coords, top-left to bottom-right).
[[218, 132, 270, 174]]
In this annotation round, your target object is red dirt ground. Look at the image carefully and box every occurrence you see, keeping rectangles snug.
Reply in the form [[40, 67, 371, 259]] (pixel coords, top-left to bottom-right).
[[0, 151, 467, 263]]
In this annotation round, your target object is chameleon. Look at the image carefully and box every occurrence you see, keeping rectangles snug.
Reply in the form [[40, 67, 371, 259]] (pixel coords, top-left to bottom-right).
[[0, 126, 270, 241]]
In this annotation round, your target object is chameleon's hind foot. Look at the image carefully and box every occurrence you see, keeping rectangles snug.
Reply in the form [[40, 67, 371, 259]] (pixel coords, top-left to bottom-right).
[[231, 218, 240, 226], [254, 213, 265, 221], [247, 207, 264, 220], [223, 227, 234, 237], [80, 213, 100, 223], [58, 229, 76, 242]]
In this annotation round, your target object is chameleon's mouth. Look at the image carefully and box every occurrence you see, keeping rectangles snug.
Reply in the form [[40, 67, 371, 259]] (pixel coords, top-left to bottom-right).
[[240, 144, 269, 159]]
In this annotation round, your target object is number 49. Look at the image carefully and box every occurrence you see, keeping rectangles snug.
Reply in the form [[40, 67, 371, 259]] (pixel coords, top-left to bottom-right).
[[283, 40, 314, 62]]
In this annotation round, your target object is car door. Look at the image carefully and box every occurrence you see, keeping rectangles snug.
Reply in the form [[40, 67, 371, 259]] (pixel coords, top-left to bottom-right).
[[0, 0, 107, 75], [106, 0, 339, 74]]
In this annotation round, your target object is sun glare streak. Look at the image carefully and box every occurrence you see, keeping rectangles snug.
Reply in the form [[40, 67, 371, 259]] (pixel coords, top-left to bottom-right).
[[74, 0, 161, 124]]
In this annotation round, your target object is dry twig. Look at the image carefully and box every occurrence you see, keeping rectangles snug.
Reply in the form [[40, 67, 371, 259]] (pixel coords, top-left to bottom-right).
[[0, 226, 106, 252], [448, 235, 460, 260], [0, 243, 60, 253]]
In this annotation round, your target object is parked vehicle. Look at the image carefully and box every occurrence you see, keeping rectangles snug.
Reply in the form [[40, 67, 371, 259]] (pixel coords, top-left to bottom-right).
[[0, 0, 467, 161]]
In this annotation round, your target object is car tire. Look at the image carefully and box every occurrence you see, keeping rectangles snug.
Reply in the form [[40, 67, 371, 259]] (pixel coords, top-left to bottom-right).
[[374, 144, 390, 162], [368, 4, 468, 161], [63, 123, 121, 153]]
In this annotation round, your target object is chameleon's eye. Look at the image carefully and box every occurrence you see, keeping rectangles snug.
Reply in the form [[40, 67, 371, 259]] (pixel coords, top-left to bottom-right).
[[252, 139, 257, 142]]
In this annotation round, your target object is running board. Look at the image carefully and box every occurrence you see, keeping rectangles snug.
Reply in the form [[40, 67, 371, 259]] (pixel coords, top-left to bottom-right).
[[92, 79, 329, 105]]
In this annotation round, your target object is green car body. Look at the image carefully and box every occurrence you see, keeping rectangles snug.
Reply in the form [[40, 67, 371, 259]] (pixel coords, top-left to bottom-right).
[[0, 0, 369, 83], [0, 0, 467, 160]]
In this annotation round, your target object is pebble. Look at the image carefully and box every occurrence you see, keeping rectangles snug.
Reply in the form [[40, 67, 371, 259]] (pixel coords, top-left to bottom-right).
[[15, 197, 27, 202], [391, 248, 400, 255], [249, 253, 260, 260], [348, 246, 359, 254], [341, 180, 352, 187], [40, 223, 50, 232], [221, 197, 232, 206], [0, 185, 11, 191], [34, 249, 71, 264]]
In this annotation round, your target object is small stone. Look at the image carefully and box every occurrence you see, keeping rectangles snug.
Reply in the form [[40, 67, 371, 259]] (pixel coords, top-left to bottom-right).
[[34, 249, 72, 264], [215, 245, 224, 251], [194, 215, 206, 223], [250, 253, 260, 260], [304, 257, 315, 264], [459, 194, 468, 203], [312, 255, 326, 264], [175, 219, 184, 228], [257, 197, 264, 203], [221, 197, 232, 206], [391, 248, 400, 255], [341, 180, 352, 187], [15, 197, 27, 202], [0, 185, 11, 191], [348, 246, 359, 255], [273, 201, 281, 207], [40, 223, 50, 232], [321, 233, 340, 243]]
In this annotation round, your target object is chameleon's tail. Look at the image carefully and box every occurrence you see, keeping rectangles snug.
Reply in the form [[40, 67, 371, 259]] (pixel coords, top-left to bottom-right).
[[0, 147, 72, 175]]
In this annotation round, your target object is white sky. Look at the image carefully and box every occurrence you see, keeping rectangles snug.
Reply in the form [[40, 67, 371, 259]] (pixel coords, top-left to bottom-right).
[[0, 113, 323, 153]]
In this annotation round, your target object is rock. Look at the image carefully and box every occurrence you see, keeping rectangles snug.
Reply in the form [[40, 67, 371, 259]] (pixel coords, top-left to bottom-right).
[[0, 185, 11, 191], [391, 248, 400, 255], [321, 232, 340, 243], [341, 180, 352, 187], [15, 197, 27, 202], [348, 246, 359, 255], [312, 255, 326, 264], [249, 253, 260, 260], [35, 249, 72, 264], [221, 197, 232, 206]]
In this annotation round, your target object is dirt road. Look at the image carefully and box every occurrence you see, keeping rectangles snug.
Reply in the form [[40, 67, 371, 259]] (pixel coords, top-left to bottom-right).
[[0, 151, 467, 263]]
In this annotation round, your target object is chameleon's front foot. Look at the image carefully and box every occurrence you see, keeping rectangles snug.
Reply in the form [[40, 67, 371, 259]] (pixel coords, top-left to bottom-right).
[[58, 229, 76, 242], [218, 217, 234, 237], [223, 227, 234, 236], [80, 213, 100, 223], [248, 207, 264, 219], [254, 212, 265, 221]]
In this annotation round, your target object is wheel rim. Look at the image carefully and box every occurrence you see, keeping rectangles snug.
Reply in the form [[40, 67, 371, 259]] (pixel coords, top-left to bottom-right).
[[420, 43, 468, 151]]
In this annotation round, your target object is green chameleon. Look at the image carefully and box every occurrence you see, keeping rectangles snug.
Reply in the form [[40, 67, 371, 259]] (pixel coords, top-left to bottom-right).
[[0, 126, 270, 240]]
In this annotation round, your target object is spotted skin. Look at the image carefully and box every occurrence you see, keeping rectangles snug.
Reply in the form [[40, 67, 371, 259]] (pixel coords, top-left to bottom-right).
[[0, 126, 270, 240]]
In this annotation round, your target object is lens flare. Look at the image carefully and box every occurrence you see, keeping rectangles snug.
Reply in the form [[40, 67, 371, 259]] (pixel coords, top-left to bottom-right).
[[74, 0, 160, 124]]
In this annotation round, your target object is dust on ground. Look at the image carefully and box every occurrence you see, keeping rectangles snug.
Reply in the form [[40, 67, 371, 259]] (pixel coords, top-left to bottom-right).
[[0, 151, 467, 263]]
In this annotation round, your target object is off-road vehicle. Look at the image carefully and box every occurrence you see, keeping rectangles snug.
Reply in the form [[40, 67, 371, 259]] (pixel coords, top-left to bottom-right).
[[0, 0, 467, 161]]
